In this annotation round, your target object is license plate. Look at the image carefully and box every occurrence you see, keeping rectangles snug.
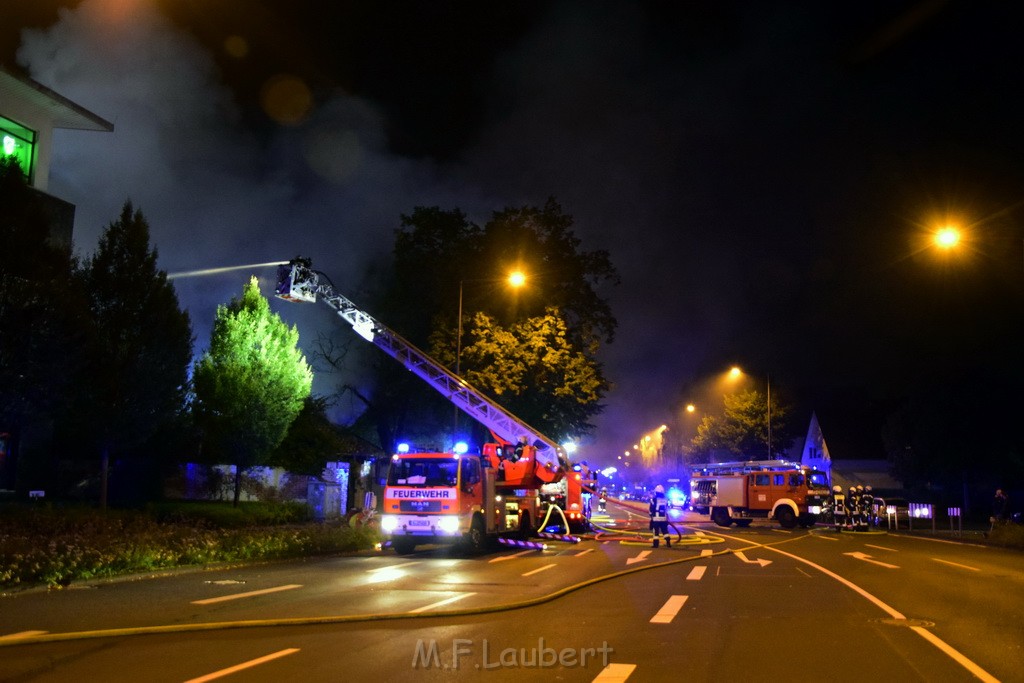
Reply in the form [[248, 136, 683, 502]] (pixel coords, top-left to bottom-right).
[[407, 519, 430, 526]]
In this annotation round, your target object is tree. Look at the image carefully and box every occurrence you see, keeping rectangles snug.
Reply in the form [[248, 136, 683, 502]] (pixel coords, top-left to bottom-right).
[[0, 158, 86, 491], [430, 309, 605, 438], [269, 395, 375, 475], [689, 390, 792, 462], [323, 199, 618, 446], [193, 278, 312, 505], [64, 201, 193, 507]]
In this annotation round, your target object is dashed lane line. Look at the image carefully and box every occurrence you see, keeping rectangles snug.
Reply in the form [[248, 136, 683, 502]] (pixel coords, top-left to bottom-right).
[[409, 592, 476, 613], [183, 648, 300, 683], [191, 584, 302, 605], [650, 595, 688, 624], [592, 663, 637, 682]]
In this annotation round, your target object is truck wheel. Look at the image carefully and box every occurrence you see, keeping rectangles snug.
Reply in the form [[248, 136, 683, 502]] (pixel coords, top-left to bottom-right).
[[776, 506, 797, 529], [735, 519, 752, 528], [711, 508, 732, 527], [799, 513, 817, 528], [392, 539, 417, 555]]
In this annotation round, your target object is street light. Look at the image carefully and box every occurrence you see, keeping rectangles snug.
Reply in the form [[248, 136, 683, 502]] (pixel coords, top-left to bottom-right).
[[728, 366, 772, 458], [934, 226, 961, 250], [452, 271, 527, 438]]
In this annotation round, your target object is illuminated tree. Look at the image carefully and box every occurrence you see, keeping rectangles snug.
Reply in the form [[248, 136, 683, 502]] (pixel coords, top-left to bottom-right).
[[689, 390, 792, 462], [70, 201, 193, 507], [321, 199, 617, 446], [193, 278, 312, 505]]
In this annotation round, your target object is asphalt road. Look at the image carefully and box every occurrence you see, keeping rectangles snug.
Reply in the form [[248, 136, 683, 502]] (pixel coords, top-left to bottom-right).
[[1, 500, 1020, 682]]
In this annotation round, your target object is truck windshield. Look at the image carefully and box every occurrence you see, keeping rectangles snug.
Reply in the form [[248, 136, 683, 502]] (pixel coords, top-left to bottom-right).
[[807, 472, 829, 489], [387, 458, 459, 487]]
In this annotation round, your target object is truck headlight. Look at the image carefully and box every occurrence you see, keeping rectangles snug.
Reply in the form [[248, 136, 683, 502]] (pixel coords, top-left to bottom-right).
[[438, 516, 461, 533], [380, 515, 399, 532], [809, 505, 822, 515]]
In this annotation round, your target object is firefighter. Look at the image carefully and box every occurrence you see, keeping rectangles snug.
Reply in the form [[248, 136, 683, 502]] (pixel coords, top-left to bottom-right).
[[854, 485, 867, 531], [598, 488, 607, 513], [861, 485, 875, 528], [832, 485, 847, 532], [650, 485, 670, 548], [848, 486, 861, 531]]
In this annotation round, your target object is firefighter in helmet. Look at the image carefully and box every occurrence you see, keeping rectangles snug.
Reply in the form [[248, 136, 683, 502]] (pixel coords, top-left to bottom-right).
[[650, 485, 670, 548], [848, 486, 860, 531], [861, 485, 875, 528], [832, 485, 847, 532]]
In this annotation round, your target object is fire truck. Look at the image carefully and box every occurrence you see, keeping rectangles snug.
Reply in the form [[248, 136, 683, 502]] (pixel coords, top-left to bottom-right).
[[275, 258, 589, 554], [689, 460, 831, 529]]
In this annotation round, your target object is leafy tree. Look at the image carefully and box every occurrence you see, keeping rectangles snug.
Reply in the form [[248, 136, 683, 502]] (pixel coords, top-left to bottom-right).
[[429, 309, 605, 438], [689, 390, 792, 462], [270, 395, 377, 475], [193, 278, 312, 505], [63, 201, 193, 507], [0, 158, 86, 490], [323, 199, 618, 446]]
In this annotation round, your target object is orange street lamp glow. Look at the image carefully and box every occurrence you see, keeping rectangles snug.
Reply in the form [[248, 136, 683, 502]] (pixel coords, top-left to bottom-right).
[[729, 366, 742, 379], [934, 226, 961, 250], [508, 271, 526, 287], [686, 404, 696, 413]]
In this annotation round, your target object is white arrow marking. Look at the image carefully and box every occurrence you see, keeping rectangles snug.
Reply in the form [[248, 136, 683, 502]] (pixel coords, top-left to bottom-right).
[[626, 550, 652, 565], [733, 551, 772, 567], [844, 551, 899, 569]]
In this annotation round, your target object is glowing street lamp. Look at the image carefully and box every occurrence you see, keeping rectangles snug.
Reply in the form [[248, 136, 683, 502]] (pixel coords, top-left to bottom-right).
[[453, 271, 527, 438], [728, 365, 772, 458], [934, 226, 961, 250]]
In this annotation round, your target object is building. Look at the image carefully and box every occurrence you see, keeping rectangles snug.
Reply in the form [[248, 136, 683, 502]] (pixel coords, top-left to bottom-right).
[[0, 64, 113, 244], [0, 65, 113, 492]]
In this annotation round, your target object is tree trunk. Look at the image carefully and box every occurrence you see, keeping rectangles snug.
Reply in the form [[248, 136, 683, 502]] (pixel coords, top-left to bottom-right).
[[232, 463, 242, 507], [99, 445, 110, 512]]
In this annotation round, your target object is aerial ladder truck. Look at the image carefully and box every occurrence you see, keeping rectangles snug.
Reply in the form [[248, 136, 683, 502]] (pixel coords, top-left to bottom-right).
[[275, 258, 592, 553]]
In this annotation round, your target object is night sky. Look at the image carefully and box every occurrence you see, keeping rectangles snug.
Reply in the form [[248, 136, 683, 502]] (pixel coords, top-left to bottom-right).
[[4, 1, 1023, 468]]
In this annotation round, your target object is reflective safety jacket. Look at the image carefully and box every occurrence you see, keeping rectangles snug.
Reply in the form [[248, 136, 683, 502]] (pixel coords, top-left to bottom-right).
[[650, 497, 668, 522]]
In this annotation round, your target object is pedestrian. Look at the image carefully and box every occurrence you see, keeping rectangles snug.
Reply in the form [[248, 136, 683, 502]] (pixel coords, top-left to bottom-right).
[[650, 485, 670, 548], [991, 489, 1009, 530]]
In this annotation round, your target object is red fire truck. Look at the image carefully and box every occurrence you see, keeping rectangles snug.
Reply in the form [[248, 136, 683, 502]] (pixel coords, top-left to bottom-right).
[[276, 259, 588, 553], [689, 460, 831, 529]]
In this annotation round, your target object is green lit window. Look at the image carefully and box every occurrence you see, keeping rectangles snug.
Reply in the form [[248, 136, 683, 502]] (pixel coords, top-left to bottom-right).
[[1, 115, 36, 182]]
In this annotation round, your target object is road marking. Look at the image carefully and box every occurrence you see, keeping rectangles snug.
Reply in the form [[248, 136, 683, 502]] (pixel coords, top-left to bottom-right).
[[733, 551, 771, 567], [489, 550, 534, 563], [522, 564, 557, 577], [864, 544, 897, 552], [191, 584, 302, 605], [931, 557, 980, 572], [409, 592, 476, 613], [700, 549, 713, 557], [650, 595, 688, 624], [770, 528, 792, 534], [574, 548, 595, 557], [592, 663, 636, 682], [686, 566, 706, 581], [367, 561, 422, 571], [795, 566, 812, 578], [183, 648, 300, 683], [761, 543, 999, 682], [910, 625, 999, 683], [813, 533, 838, 541], [626, 550, 651, 565], [843, 552, 899, 569], [0, 631, 48, 641]]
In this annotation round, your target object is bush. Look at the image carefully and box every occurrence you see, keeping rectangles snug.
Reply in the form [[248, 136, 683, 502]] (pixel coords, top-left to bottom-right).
[[987, 522, 1024, 549], [0, 503, 378, 590]]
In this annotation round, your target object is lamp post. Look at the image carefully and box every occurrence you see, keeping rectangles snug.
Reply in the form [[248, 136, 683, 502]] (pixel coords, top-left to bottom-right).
[[452, 272, 526, 439]]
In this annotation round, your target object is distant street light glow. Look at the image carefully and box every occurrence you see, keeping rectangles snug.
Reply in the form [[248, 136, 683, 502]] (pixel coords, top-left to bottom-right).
[[934, 226, 961, 249]]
